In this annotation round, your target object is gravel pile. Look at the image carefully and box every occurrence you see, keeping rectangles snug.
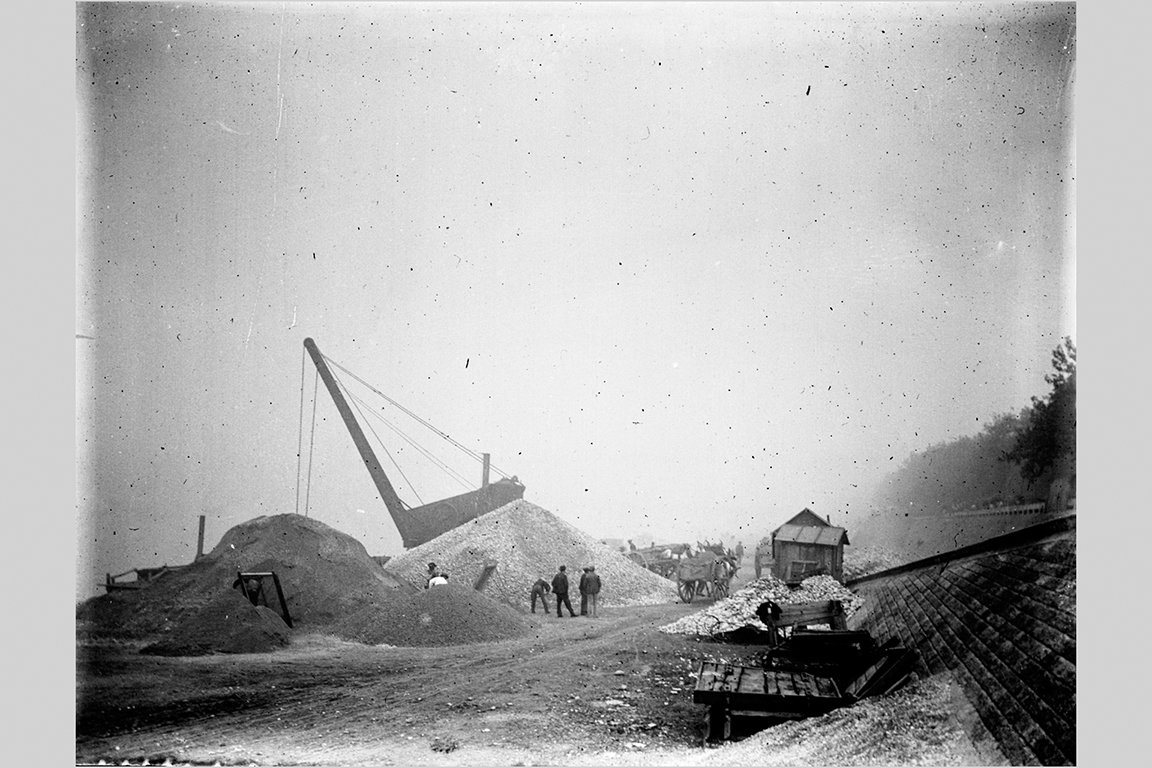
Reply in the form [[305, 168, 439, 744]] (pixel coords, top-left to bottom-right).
[[329, 581, 533, 647], [659, 575, 863, 637], [76, 514, 415, 652], [384, 500, 680, 609], [841, 545, 906, 581], [139, 591, 292, 656]]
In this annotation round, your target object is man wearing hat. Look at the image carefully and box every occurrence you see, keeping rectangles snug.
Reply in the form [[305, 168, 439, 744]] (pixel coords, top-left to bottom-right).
[[578, 566, 591, 616], [551, 565, 577, 618], [585, 565, 602, 618]]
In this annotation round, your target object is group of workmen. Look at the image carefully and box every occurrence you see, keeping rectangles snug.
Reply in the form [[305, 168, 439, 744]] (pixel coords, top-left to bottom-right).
[[530, 564, 602, 618]]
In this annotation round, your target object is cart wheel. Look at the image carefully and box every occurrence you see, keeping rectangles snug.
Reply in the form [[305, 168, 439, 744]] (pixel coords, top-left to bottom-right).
[[678, 580, 696, 602], [714, 578, 730, 599]]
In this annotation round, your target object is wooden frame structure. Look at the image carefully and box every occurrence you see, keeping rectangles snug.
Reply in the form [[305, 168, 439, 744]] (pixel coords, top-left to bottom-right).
[[236, 571, 294, 628]]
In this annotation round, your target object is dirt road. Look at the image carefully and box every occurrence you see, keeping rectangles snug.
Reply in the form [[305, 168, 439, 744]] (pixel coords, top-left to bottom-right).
[[77, 598, 761, 766]]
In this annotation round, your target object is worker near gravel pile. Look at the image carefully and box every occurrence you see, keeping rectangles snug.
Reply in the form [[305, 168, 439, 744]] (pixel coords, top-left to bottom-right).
[[551, 565, 577, 617], [584, 565, 602, 618], [578, 566, 591, 616], [425, 562, 441, 589], [530, 577, 551, 613]]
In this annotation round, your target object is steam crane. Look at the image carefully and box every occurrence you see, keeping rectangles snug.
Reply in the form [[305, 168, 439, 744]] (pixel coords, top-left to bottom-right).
[[303, 337, 525, 548]]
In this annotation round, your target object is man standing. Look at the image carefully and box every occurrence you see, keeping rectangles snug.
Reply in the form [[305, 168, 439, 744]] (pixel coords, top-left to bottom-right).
[[551, 565, 577, 618], [530, 577, 551, 614], [585, 565, 602, 618], [578, 566, 591, 616]]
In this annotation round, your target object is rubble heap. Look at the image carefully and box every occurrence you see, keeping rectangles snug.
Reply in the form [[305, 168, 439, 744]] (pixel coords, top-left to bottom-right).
[[841, 545, 906, 581], [384, 500, 680, 609], [76, 514, 415, 653], [139, 591, 293, 656], [330, 581, 533, 647], [659, 574, 864, 636]]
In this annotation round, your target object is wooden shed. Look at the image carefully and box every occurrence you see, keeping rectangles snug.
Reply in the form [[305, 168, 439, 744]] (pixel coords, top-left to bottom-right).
[[771, 508, 850, 583]]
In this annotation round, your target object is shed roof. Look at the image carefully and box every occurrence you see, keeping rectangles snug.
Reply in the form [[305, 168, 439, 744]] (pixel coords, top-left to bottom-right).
[[774, 523, 850, 547], [780, 507, 833, 529]]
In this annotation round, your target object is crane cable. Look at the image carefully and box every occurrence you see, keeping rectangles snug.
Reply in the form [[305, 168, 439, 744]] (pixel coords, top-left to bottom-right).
[[294, 348, 322, 517], [303, 369, 319, 517], [342, 386, 474, 495], [323, 354, 516, 480], [295, 347, 517, 510], [325, 364, 430, 506], [295, 346, 306, 516]]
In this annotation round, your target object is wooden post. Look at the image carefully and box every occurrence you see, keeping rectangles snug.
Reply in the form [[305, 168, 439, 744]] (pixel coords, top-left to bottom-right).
[[481, 452, 491, 488], [196, 515, 206, 561]]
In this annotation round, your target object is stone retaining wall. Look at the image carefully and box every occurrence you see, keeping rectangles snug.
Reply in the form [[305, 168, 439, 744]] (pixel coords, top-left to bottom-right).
[[847, 519, 1076, 765]]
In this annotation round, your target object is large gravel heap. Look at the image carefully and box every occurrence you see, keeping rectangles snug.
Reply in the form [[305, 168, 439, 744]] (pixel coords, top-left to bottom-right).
[[385, 499, 680, 609], [330, 581, 533, 647], [76, 513, 415, 653], [659, 574, 863, 636]]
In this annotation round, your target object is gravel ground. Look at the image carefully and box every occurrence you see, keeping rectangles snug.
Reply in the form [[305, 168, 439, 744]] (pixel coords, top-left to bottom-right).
[[547, 673, 1007, 766]]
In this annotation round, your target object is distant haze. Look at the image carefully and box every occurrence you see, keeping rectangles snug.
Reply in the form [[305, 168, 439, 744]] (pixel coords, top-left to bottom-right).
[[76, 2, 1075, 600]]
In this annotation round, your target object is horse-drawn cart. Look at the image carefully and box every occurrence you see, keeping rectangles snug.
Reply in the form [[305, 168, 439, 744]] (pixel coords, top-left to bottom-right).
[[626, 543, 691, 580], [676, 554, 733, 602]]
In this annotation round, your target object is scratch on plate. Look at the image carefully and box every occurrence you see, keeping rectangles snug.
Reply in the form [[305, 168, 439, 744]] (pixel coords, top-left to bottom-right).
[[215, 120, 249, 135], [275, 3, 286, 140]]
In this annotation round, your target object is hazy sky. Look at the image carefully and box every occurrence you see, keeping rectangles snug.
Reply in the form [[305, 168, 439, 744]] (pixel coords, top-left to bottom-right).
[[76, 1, 1075, 599]]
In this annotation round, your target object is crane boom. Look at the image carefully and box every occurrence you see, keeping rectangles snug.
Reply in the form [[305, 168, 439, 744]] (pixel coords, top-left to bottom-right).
[[302, 337, 526, 548], [303, 337, 409, 520]]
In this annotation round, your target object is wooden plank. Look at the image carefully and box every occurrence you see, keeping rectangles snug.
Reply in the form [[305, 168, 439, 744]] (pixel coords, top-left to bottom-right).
[[857, 649, 918, 699], [745, 668, 766, 696], [730, 665, 745, 695], [717, 665, 730, 693], [814, 674, 840, 698], [844, 658, 884, 698], [697, 662, 721, 693], [768, 670, 783, 697], [778, 671, 797, 698]]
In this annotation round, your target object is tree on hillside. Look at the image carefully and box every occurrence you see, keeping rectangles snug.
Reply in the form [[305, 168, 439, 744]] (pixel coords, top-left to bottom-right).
[[1004, 337, 1076, 503]]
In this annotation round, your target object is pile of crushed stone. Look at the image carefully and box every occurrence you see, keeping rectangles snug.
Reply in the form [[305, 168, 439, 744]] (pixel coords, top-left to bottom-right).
[[659, 574, 864, 636], [842, 545, 906, 581], [384, 500, 680, 609], [139, 591, 292, 656], [329, 581, 533, 647], [76, 514, 415, 653]]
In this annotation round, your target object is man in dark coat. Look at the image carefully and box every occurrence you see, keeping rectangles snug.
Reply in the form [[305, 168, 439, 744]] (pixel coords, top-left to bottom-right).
[[585, 565, 602, 618], [530, 577, 551, 614], [551, 565, 577, 618], [578, 566, 591, 616]]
